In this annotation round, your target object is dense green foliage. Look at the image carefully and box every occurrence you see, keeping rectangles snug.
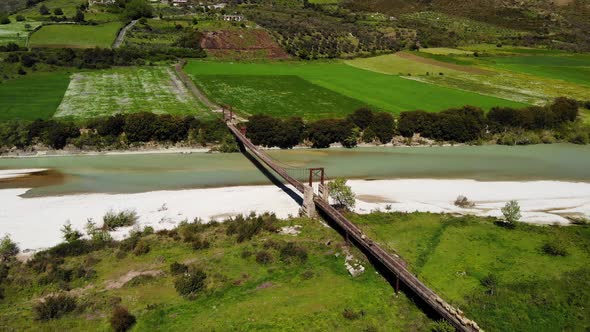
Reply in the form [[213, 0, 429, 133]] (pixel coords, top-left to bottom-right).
[[246, 108, 395, 148], [0, 114, 231, 151]]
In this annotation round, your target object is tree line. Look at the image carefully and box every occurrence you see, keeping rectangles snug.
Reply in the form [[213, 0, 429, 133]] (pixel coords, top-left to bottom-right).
[[246, 97, 588, 148], [246, 108, 395, 148], [0, 44, 205, 73], [0, 113, 231, 151]]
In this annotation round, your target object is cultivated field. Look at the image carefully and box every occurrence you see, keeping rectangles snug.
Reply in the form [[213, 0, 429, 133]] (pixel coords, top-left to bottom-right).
[[29, 22, 122, 48], [55, 67, 211, 119], [186, 60, 524, 120], [345, 53, 461, 76], [408, 47, 590, 104], [0, 71, 71, 120], [0, 21, 42, 46], [352, 212, 590, 331], [14, 0, 86, 20]]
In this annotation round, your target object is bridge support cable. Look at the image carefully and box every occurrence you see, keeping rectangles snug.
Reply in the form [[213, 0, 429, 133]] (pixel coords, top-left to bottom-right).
[[226, 122, 481, 332]]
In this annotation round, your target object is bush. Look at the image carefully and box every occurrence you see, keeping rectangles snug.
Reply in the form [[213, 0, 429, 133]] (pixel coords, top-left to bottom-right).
[[110, 306, 136, 332], [102, 210, 137, 231], [174, 270, 207, 297], [0, 16, 10, 25], [133, 241, 150, 256], [568, 131, 589, 145], [191, 237, 210, 250], [481, 273, 498, 295], [431, 320, 455, 332], [255, 250, 273, 265], [0, 287, 4, 300], [454, 195, 474, 208], [170, 262, 188, 275], [225, 213, 278, 243], [0, 235, 19, 262], [501, 200, 521, 225], [542, 241, 569, 257], [342, 308, 363, 320], [279, 242, 308, 264], [33, 293, 76, 321]]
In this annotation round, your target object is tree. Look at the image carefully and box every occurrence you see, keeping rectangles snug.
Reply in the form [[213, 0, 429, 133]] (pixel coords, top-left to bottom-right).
[[61, 222, 82, 243], [124, 0, 153, 20], [327, 178, 356, 210], [0, 235, 19, 262], [74, 9, 85, 22], [369, 112, 395, 144], [16, 15, 25, 22], [39, 4, 50, 15], [0, 16, 11, 25], [347, 107, 374, 130], [54, 8, 63, 15], [550, 97, 578, 124], [501, 200, 521, 226], [124, 112, 157, 142]]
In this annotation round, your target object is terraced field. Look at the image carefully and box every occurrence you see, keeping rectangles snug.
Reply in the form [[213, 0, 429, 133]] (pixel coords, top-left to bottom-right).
[[186, 60, 524, 120], [55, 67, 211, 119]]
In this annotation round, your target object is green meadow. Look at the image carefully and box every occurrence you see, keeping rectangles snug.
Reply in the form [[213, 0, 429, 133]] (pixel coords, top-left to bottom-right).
[[29, 22, 123, 48], [0, 71, 71, 120], [0, 21, 42, 46], [351, 212, 590, 332], [186, 60, 524, 119]]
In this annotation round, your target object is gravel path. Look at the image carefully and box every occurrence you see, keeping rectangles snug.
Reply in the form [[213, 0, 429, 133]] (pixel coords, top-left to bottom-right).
[[112, 20, 137, 48]]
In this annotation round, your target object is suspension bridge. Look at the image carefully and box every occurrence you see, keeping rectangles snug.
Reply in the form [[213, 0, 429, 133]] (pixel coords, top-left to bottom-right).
[[223, 110, 482, 332]]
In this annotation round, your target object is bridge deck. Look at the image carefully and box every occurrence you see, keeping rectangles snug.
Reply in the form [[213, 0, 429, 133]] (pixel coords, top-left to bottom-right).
[[227, 123, 480, 332]]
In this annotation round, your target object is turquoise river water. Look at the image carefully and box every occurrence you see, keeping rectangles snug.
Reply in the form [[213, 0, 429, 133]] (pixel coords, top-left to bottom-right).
[[0, 144, 589, 197]]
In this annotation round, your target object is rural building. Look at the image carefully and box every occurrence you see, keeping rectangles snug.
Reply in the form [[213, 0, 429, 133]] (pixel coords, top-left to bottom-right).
[[90, 0, 115, 4], [172, 0, 189, 6], [223, 15, 244, 22]]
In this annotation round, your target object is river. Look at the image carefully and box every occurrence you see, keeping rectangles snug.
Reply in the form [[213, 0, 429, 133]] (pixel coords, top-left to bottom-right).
[[1, 144, 589, 197]]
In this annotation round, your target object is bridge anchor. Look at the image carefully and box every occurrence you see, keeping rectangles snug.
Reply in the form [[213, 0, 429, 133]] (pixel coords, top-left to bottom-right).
[[302, 186, 317, 218]]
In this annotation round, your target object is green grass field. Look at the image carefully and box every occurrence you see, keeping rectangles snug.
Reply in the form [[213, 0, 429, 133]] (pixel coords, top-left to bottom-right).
[[29, 22, 123, 48], [0, 21, 42, 46], [0, 71, 71, 120], [419, 48, 474, 55], [351, 212, 590, 331], [14, 0, 86, 20], [55, 67, 212, 119], [186, 60, 525, 119], [345, 53, 461, 76], [0, 216, 432, 331]]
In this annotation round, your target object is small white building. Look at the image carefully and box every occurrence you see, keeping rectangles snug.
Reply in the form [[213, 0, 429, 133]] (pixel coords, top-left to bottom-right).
[[172, 0, 189, 6], [223, 15, 244, 22]]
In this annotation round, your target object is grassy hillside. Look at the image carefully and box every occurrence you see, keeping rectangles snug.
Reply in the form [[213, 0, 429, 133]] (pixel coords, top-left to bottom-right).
[[0, 215, 432, 331], [351, 212, 590, 331]]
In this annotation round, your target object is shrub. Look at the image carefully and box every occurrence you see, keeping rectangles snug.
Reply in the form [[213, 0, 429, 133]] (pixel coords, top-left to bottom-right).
[[170, 262, 188, 275], [454, 195, 475, 208], [568, 131, 589, 145], [61, 222, 82, 243], [0, 235, 19, 262], [328, 178, 356, 210], [33, 293, 76, 321], [342, 308, 363, 320], [110, 306, 136, 332], [225, 213, 278, 243], [102, 210, 138, 231], [279, 242, 308, 264], [431, 320, 455, 332], [16, 15, 25, 22], [174, 270, 207, 297], [191, 237, 210, 250], [133, 241, 150, 256], [0, 287, 4, 300], [0, 263, 8, 283], [255, 250, 273, 265], [0, 16, 10, 25], [481, 273, 498, 295], [542, 241, 569, 257]]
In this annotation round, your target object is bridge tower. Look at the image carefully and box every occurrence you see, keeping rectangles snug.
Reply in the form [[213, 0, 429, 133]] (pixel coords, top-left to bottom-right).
[[302, 168, 328, 218]]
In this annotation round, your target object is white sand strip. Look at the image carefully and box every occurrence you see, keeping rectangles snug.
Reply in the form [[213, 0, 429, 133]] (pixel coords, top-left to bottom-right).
[[349, 179, 590, 225], [0, 186, 302, 251], [1, 179, 589, 252], [0, 169, 47, 179]]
